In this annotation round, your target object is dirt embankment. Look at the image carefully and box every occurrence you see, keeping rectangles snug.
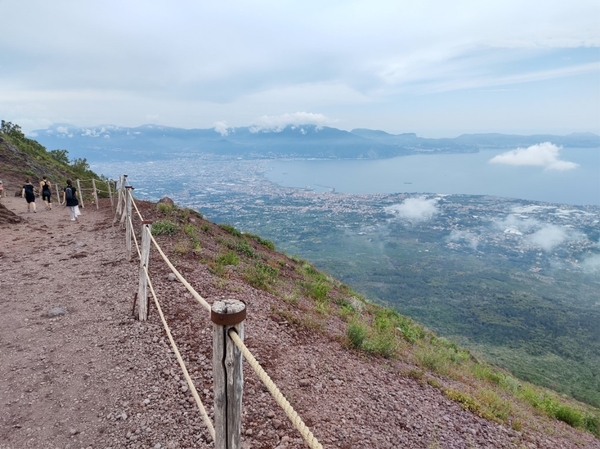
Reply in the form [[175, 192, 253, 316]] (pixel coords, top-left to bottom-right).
[[1, 195, 598, 449]]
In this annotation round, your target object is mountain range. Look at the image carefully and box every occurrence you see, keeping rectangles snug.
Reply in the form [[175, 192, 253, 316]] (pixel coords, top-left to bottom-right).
[[30, 124, 600, 162]]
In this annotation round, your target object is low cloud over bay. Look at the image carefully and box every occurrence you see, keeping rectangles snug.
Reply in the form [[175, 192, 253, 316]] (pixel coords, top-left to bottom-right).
[[489, 142, 579, 171]]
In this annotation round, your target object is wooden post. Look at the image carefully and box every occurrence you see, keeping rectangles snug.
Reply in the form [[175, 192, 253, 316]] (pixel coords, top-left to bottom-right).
[[125, 186, 134, 260], [91, 179, 99, 210], [137, 221, 152, 321], [212, 300, 246, 449], [55, 184, 61, 204], [107, 179, 114, 210], [76, 179, 84, 208], [114, 175, 127, 224]]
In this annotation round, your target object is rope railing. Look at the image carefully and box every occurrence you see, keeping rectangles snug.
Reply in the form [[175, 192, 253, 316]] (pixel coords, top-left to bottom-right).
[[228, 330, 324, 449], [128, 215, 142, 260], [128, 188, 144, 222], [147, 232, 212, 313], [143, 264, 216, 440], [119, 180, 323, 449]]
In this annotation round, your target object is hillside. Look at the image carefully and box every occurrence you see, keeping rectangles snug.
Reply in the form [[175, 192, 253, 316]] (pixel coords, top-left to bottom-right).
[[1, 126, 599, 448], [0, 120, 101, 197], [29, 123, 600, 162]]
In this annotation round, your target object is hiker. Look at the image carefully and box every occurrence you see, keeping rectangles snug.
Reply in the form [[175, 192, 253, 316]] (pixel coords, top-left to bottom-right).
[[21, 178, 37, 213], [62, 179, 80, 222], [39, 176, 52, 210], [0, 180, 4, 200]]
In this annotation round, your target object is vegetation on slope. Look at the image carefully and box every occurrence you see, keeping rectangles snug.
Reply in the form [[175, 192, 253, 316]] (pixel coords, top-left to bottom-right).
[[0, 120, 104, 194], [147, 202, 599, 439]]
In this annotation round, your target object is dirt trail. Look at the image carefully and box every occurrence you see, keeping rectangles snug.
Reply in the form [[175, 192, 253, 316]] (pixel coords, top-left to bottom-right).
[[0, 196, 140, 448]]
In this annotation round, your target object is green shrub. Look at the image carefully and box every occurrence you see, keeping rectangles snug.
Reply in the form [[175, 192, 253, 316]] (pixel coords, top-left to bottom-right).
[[184, 224, 201, 250], [157, 203, 175, 215], [245, 262, 279, 291], [217, 251, 240, 266], [219, 223, 242, 237], [245, 232, 276, 250], [347, 320, 367, 349], [152, 220, 179, 236], [235, 240, 256, 258], [304, 279, 330, 303], [584, 414, 600, 437], [363, 332, 398, 359], [554, 405, 584, 428]]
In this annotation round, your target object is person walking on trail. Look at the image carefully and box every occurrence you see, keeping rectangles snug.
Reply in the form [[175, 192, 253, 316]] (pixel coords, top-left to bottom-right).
[[0, 180, 4, 201], [62, 179, 80, 222], [39, 176, 52, 210], [21, 178, 37, 213]]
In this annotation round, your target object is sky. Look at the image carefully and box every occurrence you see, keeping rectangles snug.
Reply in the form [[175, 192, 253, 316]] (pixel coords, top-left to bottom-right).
[[1, 0, 599, 137]]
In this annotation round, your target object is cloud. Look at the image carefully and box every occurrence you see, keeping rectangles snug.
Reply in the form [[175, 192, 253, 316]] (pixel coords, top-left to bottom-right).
[[213, 121, 229, 136], [581, 254, 600, 273], [526, 224, 570, 252], [489, 142, 579, 171], [384, 197, 439, 222], [493, 214, 539, 233], [249, 112, 330, 133], [447, 229, 479, 250]]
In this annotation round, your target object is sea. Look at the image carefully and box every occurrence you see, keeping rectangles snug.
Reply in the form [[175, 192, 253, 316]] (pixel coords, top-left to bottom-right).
[[263, 148, 600, 206], [92, 147, 600, 207]]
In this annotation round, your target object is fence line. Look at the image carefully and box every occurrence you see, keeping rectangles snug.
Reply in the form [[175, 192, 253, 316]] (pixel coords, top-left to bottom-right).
[[118, 179, 323, 449]]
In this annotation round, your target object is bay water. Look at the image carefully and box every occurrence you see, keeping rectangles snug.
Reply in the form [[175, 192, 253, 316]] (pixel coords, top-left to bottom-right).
[[264, 148, 600, 206]]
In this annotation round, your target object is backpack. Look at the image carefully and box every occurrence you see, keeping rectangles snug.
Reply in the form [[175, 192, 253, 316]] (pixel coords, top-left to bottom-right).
[[65, 187, 74, 200]]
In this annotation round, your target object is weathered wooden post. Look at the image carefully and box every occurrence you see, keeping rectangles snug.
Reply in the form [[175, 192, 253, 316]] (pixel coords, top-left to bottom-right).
[[119, 179, 130, 228], [55, 184, 61, 203], [125, 186, 134, 260], [137, 220, 152, 321], [91, 179, 99, 210], [76, 179, 84, 209], [212, 300, 246, 449], [107, 179, 114, 210], [114, 175, 127, 224]]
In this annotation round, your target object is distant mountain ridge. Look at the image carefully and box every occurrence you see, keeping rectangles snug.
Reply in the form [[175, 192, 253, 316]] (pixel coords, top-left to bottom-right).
[[30, 123, 600, 162]]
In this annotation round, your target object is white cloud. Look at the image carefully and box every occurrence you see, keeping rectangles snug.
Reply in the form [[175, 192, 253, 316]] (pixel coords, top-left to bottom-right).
[[213, 121, 229, 136], [526, 224, 570, 252], [581, 254, 600, 273], [489, 142, 579, 171], [447, 229, 479, 250], [384, 197, 439, 222], [249, 112, 330, 133], [493, 214, 539, 233]]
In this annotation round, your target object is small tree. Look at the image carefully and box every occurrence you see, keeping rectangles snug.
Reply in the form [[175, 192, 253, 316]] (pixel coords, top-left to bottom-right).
[[50, 149, 70, 165]]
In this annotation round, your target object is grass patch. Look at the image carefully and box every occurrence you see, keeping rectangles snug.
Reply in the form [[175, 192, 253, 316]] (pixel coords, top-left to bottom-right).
[[217, 251, 240, 266], [245, 232, 276, 250], [184, 224, 201, 251], [152, 220, 179, 236], [245, 262, 279, 291], [219, 223, 242, 237]]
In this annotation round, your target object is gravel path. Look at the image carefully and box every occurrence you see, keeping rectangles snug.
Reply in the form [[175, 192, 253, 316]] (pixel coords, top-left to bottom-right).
[[1, 195, 598, 449]]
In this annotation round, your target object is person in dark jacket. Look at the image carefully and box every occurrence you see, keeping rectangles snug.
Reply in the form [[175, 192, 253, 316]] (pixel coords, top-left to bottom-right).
[[21, 178, 37, 213], [62, 179, 80, 222]]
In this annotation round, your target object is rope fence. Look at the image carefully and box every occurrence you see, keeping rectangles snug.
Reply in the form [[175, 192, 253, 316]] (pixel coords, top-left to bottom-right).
[[114, 176, 324, 449]]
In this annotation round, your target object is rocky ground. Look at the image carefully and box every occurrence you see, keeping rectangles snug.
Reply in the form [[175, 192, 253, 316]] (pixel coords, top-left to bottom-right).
[[1, 194, 599, 449]]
